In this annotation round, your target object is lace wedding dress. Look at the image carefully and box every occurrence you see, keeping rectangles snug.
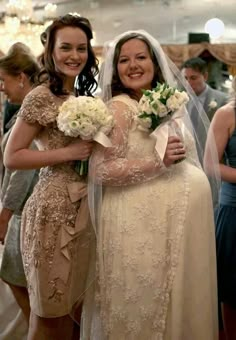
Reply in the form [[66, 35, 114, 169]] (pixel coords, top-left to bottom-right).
[[82, 94, 217, 340]]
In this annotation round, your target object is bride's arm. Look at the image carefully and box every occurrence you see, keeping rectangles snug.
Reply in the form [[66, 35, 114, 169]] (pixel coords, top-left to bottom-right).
[[93, 100, 184, 186]]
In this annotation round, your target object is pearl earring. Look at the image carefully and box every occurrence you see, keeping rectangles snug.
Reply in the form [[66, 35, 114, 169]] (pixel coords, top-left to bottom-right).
[[19, 82, 24, 88]]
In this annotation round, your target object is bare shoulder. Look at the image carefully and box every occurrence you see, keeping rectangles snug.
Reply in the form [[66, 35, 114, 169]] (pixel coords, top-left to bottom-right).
[[212, 101, 235, 128]]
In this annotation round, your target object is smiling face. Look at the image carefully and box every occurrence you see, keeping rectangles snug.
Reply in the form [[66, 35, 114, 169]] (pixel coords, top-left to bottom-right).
[[117, 38, 155, 99], [52, 26, 88, 91]]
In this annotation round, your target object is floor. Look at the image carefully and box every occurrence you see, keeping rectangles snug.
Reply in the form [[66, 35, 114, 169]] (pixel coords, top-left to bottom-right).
[[0, 243, 28, 339]]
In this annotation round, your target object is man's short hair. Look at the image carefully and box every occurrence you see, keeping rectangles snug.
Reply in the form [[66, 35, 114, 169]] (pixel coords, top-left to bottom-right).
[[181, 57, 208, 74]]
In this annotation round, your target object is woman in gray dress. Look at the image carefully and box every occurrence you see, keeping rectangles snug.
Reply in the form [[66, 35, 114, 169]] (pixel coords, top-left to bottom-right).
[[0, 42, 40, 324]]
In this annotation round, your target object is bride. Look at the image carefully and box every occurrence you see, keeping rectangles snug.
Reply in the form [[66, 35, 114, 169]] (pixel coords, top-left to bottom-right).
[[82, 30, 219, 340]]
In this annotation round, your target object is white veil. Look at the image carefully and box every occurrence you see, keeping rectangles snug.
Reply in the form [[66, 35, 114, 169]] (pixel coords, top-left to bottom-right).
[[88, 29, 220, 235], [83, 30, 220, 339]]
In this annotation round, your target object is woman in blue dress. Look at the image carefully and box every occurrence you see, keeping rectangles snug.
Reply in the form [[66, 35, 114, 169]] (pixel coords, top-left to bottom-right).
[[205, 78, 236, 340]]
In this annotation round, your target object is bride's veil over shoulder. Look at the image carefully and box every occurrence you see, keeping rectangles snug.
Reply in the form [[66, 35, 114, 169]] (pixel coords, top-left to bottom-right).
[[83, 30, 220, 339], [89, 29, 220, 234]]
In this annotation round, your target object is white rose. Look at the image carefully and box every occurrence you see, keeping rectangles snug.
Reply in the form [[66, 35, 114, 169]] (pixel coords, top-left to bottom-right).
[[166, 96, 180, 111], [151, 91, 161, 101], [100, 115, 114, 134], [151, 100, 168, 117], [67, 120, 81, 137], [138, 96, 153, 115], [173, 90, 189, 106], [209, 99, 217, 109], [160, 88, 171, 99], [180, 91, 189, 104], [80, 121, 98, 140], [136, 116, 152, 130], [57, 95, 114, 140]]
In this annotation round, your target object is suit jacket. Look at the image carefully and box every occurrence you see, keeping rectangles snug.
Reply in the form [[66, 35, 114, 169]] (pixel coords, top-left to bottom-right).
[[187, 85, 228, 132], [203, 86, 228, 121], [186, 86, 228, 165]]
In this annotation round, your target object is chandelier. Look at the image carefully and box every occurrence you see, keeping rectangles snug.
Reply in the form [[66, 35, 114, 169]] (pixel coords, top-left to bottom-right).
[[0, 0, 57, 56]]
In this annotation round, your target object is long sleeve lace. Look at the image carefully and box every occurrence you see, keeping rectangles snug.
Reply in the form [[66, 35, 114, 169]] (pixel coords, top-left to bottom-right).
[[94, 96, 166, 186]]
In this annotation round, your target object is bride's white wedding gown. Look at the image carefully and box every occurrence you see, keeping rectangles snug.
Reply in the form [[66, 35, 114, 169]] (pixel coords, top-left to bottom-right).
[[82, 94, 217, 340]]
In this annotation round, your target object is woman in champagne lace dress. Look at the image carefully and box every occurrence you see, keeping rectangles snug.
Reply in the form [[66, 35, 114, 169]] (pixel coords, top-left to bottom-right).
[[4, 15, 98, 340], [82, 31, 218, 340]]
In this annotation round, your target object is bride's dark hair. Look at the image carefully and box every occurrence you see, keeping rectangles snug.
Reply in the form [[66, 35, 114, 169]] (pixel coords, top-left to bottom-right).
[[111, 33, 164, 99], [37, 14, 99, 96]]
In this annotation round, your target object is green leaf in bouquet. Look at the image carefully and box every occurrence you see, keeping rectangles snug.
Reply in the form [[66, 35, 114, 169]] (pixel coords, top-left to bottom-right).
[[138, 112, 149, 118], [159, 97, 167, 105], [141, 89, 152, 97], [152, 102, 158, 111], [150, 113, 162, 130]]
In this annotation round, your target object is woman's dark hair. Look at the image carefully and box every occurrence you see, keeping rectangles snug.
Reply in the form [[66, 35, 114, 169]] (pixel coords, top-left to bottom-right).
[[111, 33, 164, 98], [38, 14, 99, 96], [0, 42, 40, 84]]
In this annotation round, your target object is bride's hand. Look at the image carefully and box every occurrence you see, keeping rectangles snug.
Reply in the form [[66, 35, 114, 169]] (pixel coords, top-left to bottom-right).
[[66, 140, 94, 161], [163, 136, 186, 167]]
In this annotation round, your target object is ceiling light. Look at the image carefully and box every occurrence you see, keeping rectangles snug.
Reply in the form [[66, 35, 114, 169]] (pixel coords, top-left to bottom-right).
[[204, 18, 225, 39], [0, 0, 57, 56]]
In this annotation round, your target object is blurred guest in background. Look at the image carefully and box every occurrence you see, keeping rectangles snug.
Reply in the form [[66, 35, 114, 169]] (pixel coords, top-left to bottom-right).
[[0, 42, 40, 326], [181, 57, 227, 121], [205, 77, 236, 340]]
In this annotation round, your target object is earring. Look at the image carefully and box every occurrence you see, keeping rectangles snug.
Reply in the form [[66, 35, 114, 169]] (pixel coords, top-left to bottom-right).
[[19, 82, 24, 88]]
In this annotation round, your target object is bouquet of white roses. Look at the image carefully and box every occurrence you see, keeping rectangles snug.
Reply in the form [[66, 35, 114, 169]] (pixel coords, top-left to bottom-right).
[[57, 95, 114, 175], [136, 82, 189, 131]]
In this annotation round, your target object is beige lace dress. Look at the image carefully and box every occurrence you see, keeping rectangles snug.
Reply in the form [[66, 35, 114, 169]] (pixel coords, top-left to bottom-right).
[[18, 85, 94, 318], [82, 94, 218, 340]]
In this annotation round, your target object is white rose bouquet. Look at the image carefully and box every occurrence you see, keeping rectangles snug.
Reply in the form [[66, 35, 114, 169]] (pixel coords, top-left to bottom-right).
[[136, 82, 189, 131], [57, 95, 114, 175]]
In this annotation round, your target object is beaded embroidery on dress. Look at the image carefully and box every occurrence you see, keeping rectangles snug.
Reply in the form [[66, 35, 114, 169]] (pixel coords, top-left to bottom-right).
[[18, 85, 95, 317]]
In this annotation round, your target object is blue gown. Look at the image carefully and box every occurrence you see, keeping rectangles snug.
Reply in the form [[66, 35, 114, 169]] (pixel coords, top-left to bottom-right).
[[216, 105, 236, 309]]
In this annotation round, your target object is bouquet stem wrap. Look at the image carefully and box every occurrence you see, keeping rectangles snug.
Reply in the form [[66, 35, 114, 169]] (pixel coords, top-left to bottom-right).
[[75, 132, 112, 176], [150, 105, 186, 161]]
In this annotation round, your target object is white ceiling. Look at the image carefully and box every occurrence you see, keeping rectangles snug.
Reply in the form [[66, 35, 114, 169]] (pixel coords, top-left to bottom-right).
[[46, 0, 236, 45], [1, 0, 236, 46]]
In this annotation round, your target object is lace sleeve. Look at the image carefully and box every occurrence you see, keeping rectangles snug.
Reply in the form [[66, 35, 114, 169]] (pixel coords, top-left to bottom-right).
[[94, 98, 166, 186]]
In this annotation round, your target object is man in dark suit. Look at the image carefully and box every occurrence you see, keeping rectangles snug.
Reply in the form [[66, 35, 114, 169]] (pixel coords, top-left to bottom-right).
[[181, 57, 228, 121]]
